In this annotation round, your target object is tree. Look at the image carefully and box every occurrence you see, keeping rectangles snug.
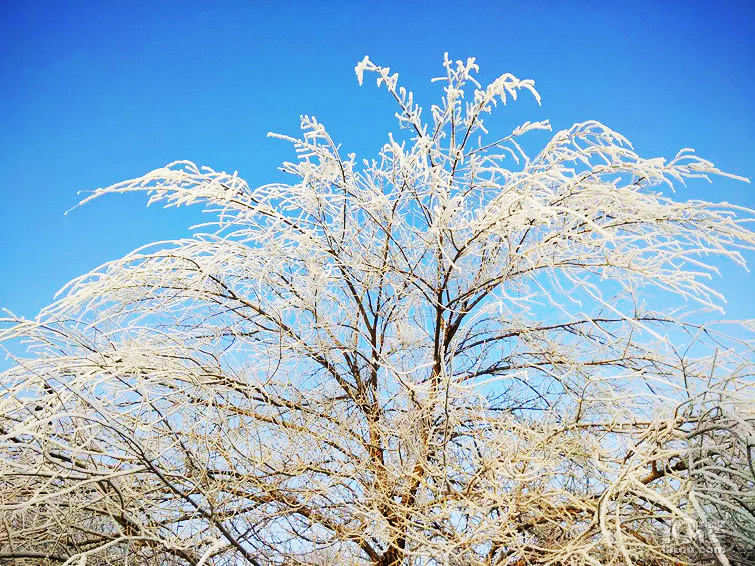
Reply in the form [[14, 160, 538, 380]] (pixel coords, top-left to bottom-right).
[[1, 55, 754, 566]]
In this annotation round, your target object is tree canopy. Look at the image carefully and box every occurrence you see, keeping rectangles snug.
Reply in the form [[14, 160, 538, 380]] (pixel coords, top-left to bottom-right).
[[1, 55, 754, 566]]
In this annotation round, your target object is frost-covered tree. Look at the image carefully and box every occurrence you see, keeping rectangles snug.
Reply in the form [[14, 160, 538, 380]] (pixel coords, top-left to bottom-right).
[[1, 55, 754, 566]]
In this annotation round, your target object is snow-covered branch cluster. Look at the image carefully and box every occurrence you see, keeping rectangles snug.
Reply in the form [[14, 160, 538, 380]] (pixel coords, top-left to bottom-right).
[[1, 55, 754, 566]]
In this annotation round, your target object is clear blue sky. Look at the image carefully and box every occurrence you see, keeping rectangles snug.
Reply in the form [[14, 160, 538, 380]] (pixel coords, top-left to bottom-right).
[[1, 0, 753, 321]]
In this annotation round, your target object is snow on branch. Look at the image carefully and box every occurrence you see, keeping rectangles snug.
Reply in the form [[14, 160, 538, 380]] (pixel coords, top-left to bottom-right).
[[2, 54, 754, 566]]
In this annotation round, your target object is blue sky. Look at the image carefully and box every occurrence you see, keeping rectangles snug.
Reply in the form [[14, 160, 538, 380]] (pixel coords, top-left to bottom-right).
[[1, 0, 753, 321]]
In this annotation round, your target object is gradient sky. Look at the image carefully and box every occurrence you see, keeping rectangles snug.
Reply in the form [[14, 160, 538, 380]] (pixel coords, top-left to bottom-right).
[[1, 0, 753, 323]]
